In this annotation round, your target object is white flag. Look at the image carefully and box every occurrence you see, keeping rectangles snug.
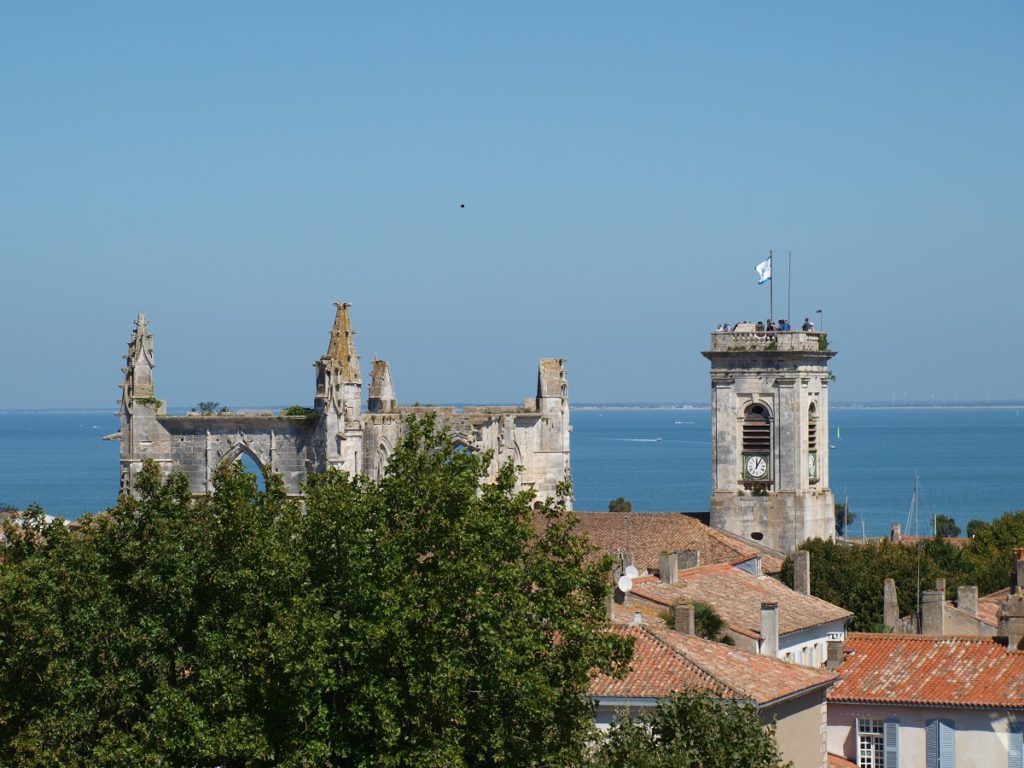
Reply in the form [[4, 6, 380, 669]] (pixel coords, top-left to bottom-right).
[[755, 257, 772, 285]]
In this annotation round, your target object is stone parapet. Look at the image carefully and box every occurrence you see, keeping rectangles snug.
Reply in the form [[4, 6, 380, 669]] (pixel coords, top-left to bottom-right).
[[707, 330, 828, 353]]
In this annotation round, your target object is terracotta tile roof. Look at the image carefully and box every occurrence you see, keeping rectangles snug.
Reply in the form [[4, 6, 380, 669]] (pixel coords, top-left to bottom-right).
[[828, 633, 1024, 708], [828, 753, 858, 768], [565, 511, 784, 574], [590, 624, 836, 706], [978, 587, 1010, 627], [628, 565, 852, 639], [590, 625, 724, 700]]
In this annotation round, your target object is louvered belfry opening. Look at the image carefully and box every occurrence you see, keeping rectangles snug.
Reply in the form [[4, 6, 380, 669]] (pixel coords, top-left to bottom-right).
[[743, 404, 771, 453], [742, 404, 772, 490], [807, 403, 819, 483]]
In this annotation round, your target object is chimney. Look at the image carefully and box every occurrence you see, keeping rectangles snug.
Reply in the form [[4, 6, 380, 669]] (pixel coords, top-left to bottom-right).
[[883, 579, 900, 631], [760, 602, 779, 658], [632, 611, 643, 627], [660, 552, 679, 585], [793, 549, 811, 595], [957, 585, 978, 618], [935, 577, 947, 596], [999, 595, 1024, 650], [677, 549, 701, 570], [1013, 549, 1024, 595], [921, 589, 946, 635], [826, 639, 845, 669], [890, 522, 902, 542], [674, 600, 695, 635]]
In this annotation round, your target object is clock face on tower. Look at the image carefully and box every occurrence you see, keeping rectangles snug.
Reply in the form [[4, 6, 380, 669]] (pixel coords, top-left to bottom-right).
[[745, 454, 768, 479]]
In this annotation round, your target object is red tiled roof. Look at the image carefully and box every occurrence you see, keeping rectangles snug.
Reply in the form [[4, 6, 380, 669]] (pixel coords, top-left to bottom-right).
[[828, 753, 858, 768], [828, 633, 1024, 708], [566, 511, 784, 574], [590, 624, 836, 706], [628, 565, 852, 639], [978, 587, 1010, 627]]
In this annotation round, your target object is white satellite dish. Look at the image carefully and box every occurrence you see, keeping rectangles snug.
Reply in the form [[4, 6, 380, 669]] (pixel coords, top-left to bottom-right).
[[617, 575, 634, 593], [625, 565, 639, 579]]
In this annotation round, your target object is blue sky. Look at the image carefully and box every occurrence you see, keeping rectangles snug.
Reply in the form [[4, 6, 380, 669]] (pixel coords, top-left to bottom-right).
[[2, 2, 1021, 408]]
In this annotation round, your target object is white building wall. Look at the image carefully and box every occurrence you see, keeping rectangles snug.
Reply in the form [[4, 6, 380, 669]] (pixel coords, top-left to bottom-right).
[[829, 702, 1021, 768], [778, 620, 847, 667]]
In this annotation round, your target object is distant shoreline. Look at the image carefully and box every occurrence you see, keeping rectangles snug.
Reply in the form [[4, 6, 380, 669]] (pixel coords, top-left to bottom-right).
[[4, 401, 1024, 415]]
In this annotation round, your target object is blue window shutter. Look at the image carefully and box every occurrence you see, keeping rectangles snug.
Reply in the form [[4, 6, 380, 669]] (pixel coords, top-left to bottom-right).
[[884, 718, 900, 768], [926, 719, 939, 768], [1010, 723, 1023, 768], [938, 719, 955, 768]]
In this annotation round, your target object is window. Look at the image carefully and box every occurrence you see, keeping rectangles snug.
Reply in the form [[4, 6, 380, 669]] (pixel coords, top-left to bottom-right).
[[1010, 722, 1023, 768], [926, 718, 954, 768], [857, 718, 899, 767], [857, 718, 884, 767]]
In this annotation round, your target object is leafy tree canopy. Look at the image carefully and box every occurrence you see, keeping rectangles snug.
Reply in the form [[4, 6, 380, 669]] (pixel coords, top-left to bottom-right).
[[588, 690, 789, 768], [934, 514, 961, 538], [194, 401, 229, 414], [785, 516, 1024, 631], [0, 416, 630, 767], [694, 601, 735, 645], [608, 497, 632, 513], [834, 501, 855, 537], [966, 519, 990, 538]]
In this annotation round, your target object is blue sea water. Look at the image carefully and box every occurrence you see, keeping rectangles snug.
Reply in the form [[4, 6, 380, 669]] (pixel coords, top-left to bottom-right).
[[1, 407, 1023, 537]]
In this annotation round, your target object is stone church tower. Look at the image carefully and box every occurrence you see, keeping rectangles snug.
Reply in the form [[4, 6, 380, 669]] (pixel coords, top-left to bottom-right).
[[703, 326, 836, 552]]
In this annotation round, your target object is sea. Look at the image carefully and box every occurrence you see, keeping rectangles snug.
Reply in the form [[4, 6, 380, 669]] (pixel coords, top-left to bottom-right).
[[2, 406, 1023, 538]]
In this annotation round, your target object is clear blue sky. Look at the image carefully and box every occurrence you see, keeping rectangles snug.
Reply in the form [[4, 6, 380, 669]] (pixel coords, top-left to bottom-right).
[[2, 2, 1021, 408]]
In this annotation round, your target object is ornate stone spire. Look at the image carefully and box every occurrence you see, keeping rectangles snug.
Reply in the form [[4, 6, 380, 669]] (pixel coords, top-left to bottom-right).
[[368, 358, 397, 413], [122, 310, 155, 401], [325, 302, 361, 383]]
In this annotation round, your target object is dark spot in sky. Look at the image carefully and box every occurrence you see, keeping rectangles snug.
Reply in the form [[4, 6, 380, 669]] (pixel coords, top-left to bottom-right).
[[460, 204, 465, 208]]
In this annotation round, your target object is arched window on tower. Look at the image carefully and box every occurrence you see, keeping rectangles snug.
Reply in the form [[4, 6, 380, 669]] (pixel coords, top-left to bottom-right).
[[742, 403, 772, 488], [807, 403, 819, 484]]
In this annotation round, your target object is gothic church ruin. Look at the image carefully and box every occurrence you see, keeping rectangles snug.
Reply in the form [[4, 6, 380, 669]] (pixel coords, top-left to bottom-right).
[[117, 303, 572, 506]]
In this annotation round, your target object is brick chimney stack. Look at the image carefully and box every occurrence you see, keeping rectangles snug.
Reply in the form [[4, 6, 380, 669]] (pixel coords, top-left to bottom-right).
[[660, 552, 679, 585], [1012, 549, 1024, 595], [999, 595, 1024, 650], [793, 549, 811, 595], [883, 579, 900, 631], [921, 589, 946, 635], [958, 586, 978, 618], [674, 600, 695, 635], [760, 602, 779, 658]]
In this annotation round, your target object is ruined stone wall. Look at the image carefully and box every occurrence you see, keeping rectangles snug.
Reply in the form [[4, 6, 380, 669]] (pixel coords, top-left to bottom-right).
[[117, 307, 571, 508]]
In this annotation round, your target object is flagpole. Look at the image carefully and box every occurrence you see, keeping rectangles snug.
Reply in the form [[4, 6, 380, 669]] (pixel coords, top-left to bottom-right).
[[769, 250, 773, 322], [787, 251, 792, 324]]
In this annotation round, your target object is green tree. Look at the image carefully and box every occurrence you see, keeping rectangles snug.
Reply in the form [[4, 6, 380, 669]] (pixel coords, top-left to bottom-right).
[[0, 416, 629, 767], [934, 514, 961, 538], [966, 519, 991, 538], [963, 510, 1024, 594], [834, 500, 855, 537], [195, 401, 230, 414], [694, 601, 735, 645], [589, 689, 790, 768], [608, 496, 632, 513]]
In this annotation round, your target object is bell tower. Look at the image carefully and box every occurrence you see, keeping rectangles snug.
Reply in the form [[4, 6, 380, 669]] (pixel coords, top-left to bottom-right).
[[702, 326, 836, 552]]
